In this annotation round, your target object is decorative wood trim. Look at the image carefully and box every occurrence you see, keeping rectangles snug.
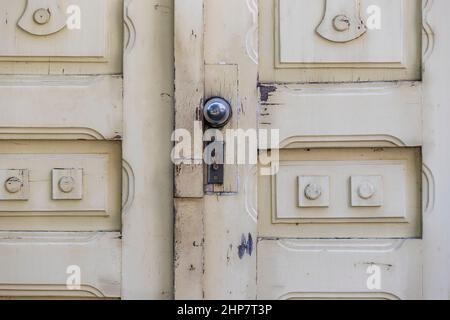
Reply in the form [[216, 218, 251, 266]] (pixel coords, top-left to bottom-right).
[[0, 284, 107, 299], [121, 0, 174, 299], [278, 292, 401, 300]]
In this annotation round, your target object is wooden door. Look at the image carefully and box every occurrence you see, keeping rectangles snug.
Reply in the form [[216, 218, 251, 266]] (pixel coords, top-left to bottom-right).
[[0, 0, 173, 299], [175, 0, 450, 300]]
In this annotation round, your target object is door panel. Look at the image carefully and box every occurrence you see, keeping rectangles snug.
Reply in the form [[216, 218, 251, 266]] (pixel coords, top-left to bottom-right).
[[0, 76, 123, 140], [176, 0, 449, 300], [257, 239, 422, 300], [259, 148, 422, 238], [259, 82, 422, 149], [0, 232, 121, 298], [0, 0, 123, 74], [260, 0, 422, 82], [0, 141, 121, 231]]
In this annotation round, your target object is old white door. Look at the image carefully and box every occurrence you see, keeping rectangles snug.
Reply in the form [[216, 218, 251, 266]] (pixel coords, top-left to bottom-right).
[[0, 0, 173, 299], [175, 0, 450, 299]]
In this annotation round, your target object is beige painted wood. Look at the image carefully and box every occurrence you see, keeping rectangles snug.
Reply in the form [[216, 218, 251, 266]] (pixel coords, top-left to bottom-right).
[[0, 0, 123, 74], [0, 0, 174, 299], [0, 75, 123, 140], [0, 232, 121, 298], [421, 0, 450, 299], [0, 0, 125, 299], [122, 0, 174, 299], [173, 0, 205, 300], [173, 0, 447, 300], [202, 0, 259, 299], [259, 0, 422, 82], [0, 140, 121, 231], [258, 239, 422, 300], [174, 199, 204, 299], [174, 0, 204, 199], [253, 0, 450, 300], [259, 82, 422, 148], [259, 148, 422, 239]]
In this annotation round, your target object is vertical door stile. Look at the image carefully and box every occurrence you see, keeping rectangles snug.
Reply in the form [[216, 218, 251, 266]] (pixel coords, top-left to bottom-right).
[[174, 0, 206, 299], [122, 0, 175, 299]]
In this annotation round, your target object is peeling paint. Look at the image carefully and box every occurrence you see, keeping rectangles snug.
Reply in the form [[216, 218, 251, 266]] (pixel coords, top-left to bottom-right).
[[258, 85, 277, 102]]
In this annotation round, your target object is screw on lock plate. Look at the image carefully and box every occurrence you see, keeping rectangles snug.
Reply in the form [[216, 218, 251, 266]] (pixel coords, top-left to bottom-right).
[[207, 162, 224, 185], [205, 139, 225, 185]]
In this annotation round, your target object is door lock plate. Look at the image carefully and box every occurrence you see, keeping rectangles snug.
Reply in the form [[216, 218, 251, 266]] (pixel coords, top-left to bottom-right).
[[207, 163, 224, 185]]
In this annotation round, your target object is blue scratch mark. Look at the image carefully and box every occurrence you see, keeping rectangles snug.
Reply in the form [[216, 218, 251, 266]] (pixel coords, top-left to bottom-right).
[[238, 233, 253, 259]]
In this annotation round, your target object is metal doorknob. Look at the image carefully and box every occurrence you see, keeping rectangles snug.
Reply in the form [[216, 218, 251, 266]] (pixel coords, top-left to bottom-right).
[[203, 98, 232, 128]]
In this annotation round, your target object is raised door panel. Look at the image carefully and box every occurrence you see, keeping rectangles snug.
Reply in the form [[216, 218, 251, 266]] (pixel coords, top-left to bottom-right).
[[0, 232, 121, 298], [259, 148, 422, 238], [256, 0, 425, 299], [259, 82, 422, 149], [0, 140, 122, 231], [0, 75, 123, 140], [259, 0, 422, 82], [257, 239, 422, 300], [0, 0, 123, 74]]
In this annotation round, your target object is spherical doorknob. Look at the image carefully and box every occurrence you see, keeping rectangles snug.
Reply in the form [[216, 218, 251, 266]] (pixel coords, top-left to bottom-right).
[[203, 98, 232, 128]]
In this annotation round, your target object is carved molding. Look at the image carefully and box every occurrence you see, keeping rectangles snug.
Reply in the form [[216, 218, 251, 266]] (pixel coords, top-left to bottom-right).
[[245, 0, 258, 64], [18, 0, 67, 36], [279, 134, 407, 149], [0, 127, 105, 140], [316, 0, 367, 43], [278, 292, 400, 300], [0, 231, 106, 244], [277, 239, 406, 253], [124, 0, 137, 54], [0, 75, 123, 141], [0, 284, 107, 299], [261, 0, 421, 82], [0, 232, 121, 298], [122, 159, 135, 214], [244, 165, 258, 223], [422, 163, 435, 214], [259, 82, 422, 149], [422, 0, 435, 62]]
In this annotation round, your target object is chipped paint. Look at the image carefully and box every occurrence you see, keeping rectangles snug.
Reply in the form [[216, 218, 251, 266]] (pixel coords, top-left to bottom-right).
[[258, 85, 277, 102]]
